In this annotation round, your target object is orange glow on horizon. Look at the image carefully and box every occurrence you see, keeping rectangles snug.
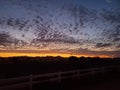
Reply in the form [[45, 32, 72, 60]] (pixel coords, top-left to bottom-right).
[[0, 52, 111, 58]]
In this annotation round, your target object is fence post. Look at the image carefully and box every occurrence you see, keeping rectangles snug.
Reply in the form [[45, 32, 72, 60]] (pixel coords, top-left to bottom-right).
[[102, 67, 105, 73], [29, 74, 33, 90], [58, 72, 61, 83], [117, 65, 120, 72], [91, 68, 94, 75], [77, 70, 80, 79]]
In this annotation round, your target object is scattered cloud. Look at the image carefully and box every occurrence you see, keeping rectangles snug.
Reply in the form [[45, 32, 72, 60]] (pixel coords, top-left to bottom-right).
[[0, 0, 119, 57], [105, 0, 112, 3], [73, 48, 120, 57], [95, 43, 112, 48]]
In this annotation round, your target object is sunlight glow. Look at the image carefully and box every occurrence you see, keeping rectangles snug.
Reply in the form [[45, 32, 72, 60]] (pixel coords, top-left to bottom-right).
[[0, 52, 111, 58]]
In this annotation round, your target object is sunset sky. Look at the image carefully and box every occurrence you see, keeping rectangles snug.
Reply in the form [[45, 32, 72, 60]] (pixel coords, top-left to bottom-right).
[[0, 0, 120, 58]]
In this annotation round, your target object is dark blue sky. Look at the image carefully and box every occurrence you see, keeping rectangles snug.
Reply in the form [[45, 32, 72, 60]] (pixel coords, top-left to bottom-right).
[[0, 0, 120, 57]]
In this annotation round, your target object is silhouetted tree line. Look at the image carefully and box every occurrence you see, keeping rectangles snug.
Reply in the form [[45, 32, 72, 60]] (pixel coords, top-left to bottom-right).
[[0, 56, 120, 78]]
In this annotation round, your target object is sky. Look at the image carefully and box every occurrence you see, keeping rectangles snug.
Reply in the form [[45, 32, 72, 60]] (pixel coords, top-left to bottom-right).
[[0, 0, 120, 58]]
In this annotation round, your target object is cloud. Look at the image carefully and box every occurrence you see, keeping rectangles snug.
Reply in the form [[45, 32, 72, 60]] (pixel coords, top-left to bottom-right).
[[101, 25, 120, 48], [0, 32, 13, 46], [0, 0, 119, 58], [116, 44, 120, 48], [95, 43, 112, 48], [105, 0, 112, 3], [0, 32, 27, 49], [73, 48, 120, 57]]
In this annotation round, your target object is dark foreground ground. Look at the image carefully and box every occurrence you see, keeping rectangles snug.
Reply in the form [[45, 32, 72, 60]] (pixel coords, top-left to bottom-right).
[[33, 71, 120, 90], [0, 56, 120, 78], [0, 57, 120, 90]]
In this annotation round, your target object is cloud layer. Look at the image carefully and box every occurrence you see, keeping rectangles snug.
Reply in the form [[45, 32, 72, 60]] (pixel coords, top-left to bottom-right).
[[0, 0, 120, 57]]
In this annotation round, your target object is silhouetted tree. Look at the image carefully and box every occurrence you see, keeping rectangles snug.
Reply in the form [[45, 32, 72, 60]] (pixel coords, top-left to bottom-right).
[[69, 56, 78, 61], [80, 56, 86, 60]]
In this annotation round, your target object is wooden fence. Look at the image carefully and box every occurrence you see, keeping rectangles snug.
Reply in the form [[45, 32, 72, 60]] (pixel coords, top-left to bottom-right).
[[0, 65, 119, 90]]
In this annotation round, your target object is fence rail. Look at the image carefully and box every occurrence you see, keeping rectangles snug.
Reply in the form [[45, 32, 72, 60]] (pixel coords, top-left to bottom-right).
[[0, 65, 119, 90]]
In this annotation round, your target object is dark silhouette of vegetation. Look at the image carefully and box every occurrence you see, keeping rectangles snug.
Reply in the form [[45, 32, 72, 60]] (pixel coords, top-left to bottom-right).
[[0, 56, 120, 78], [69, 56, 78, 61]]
